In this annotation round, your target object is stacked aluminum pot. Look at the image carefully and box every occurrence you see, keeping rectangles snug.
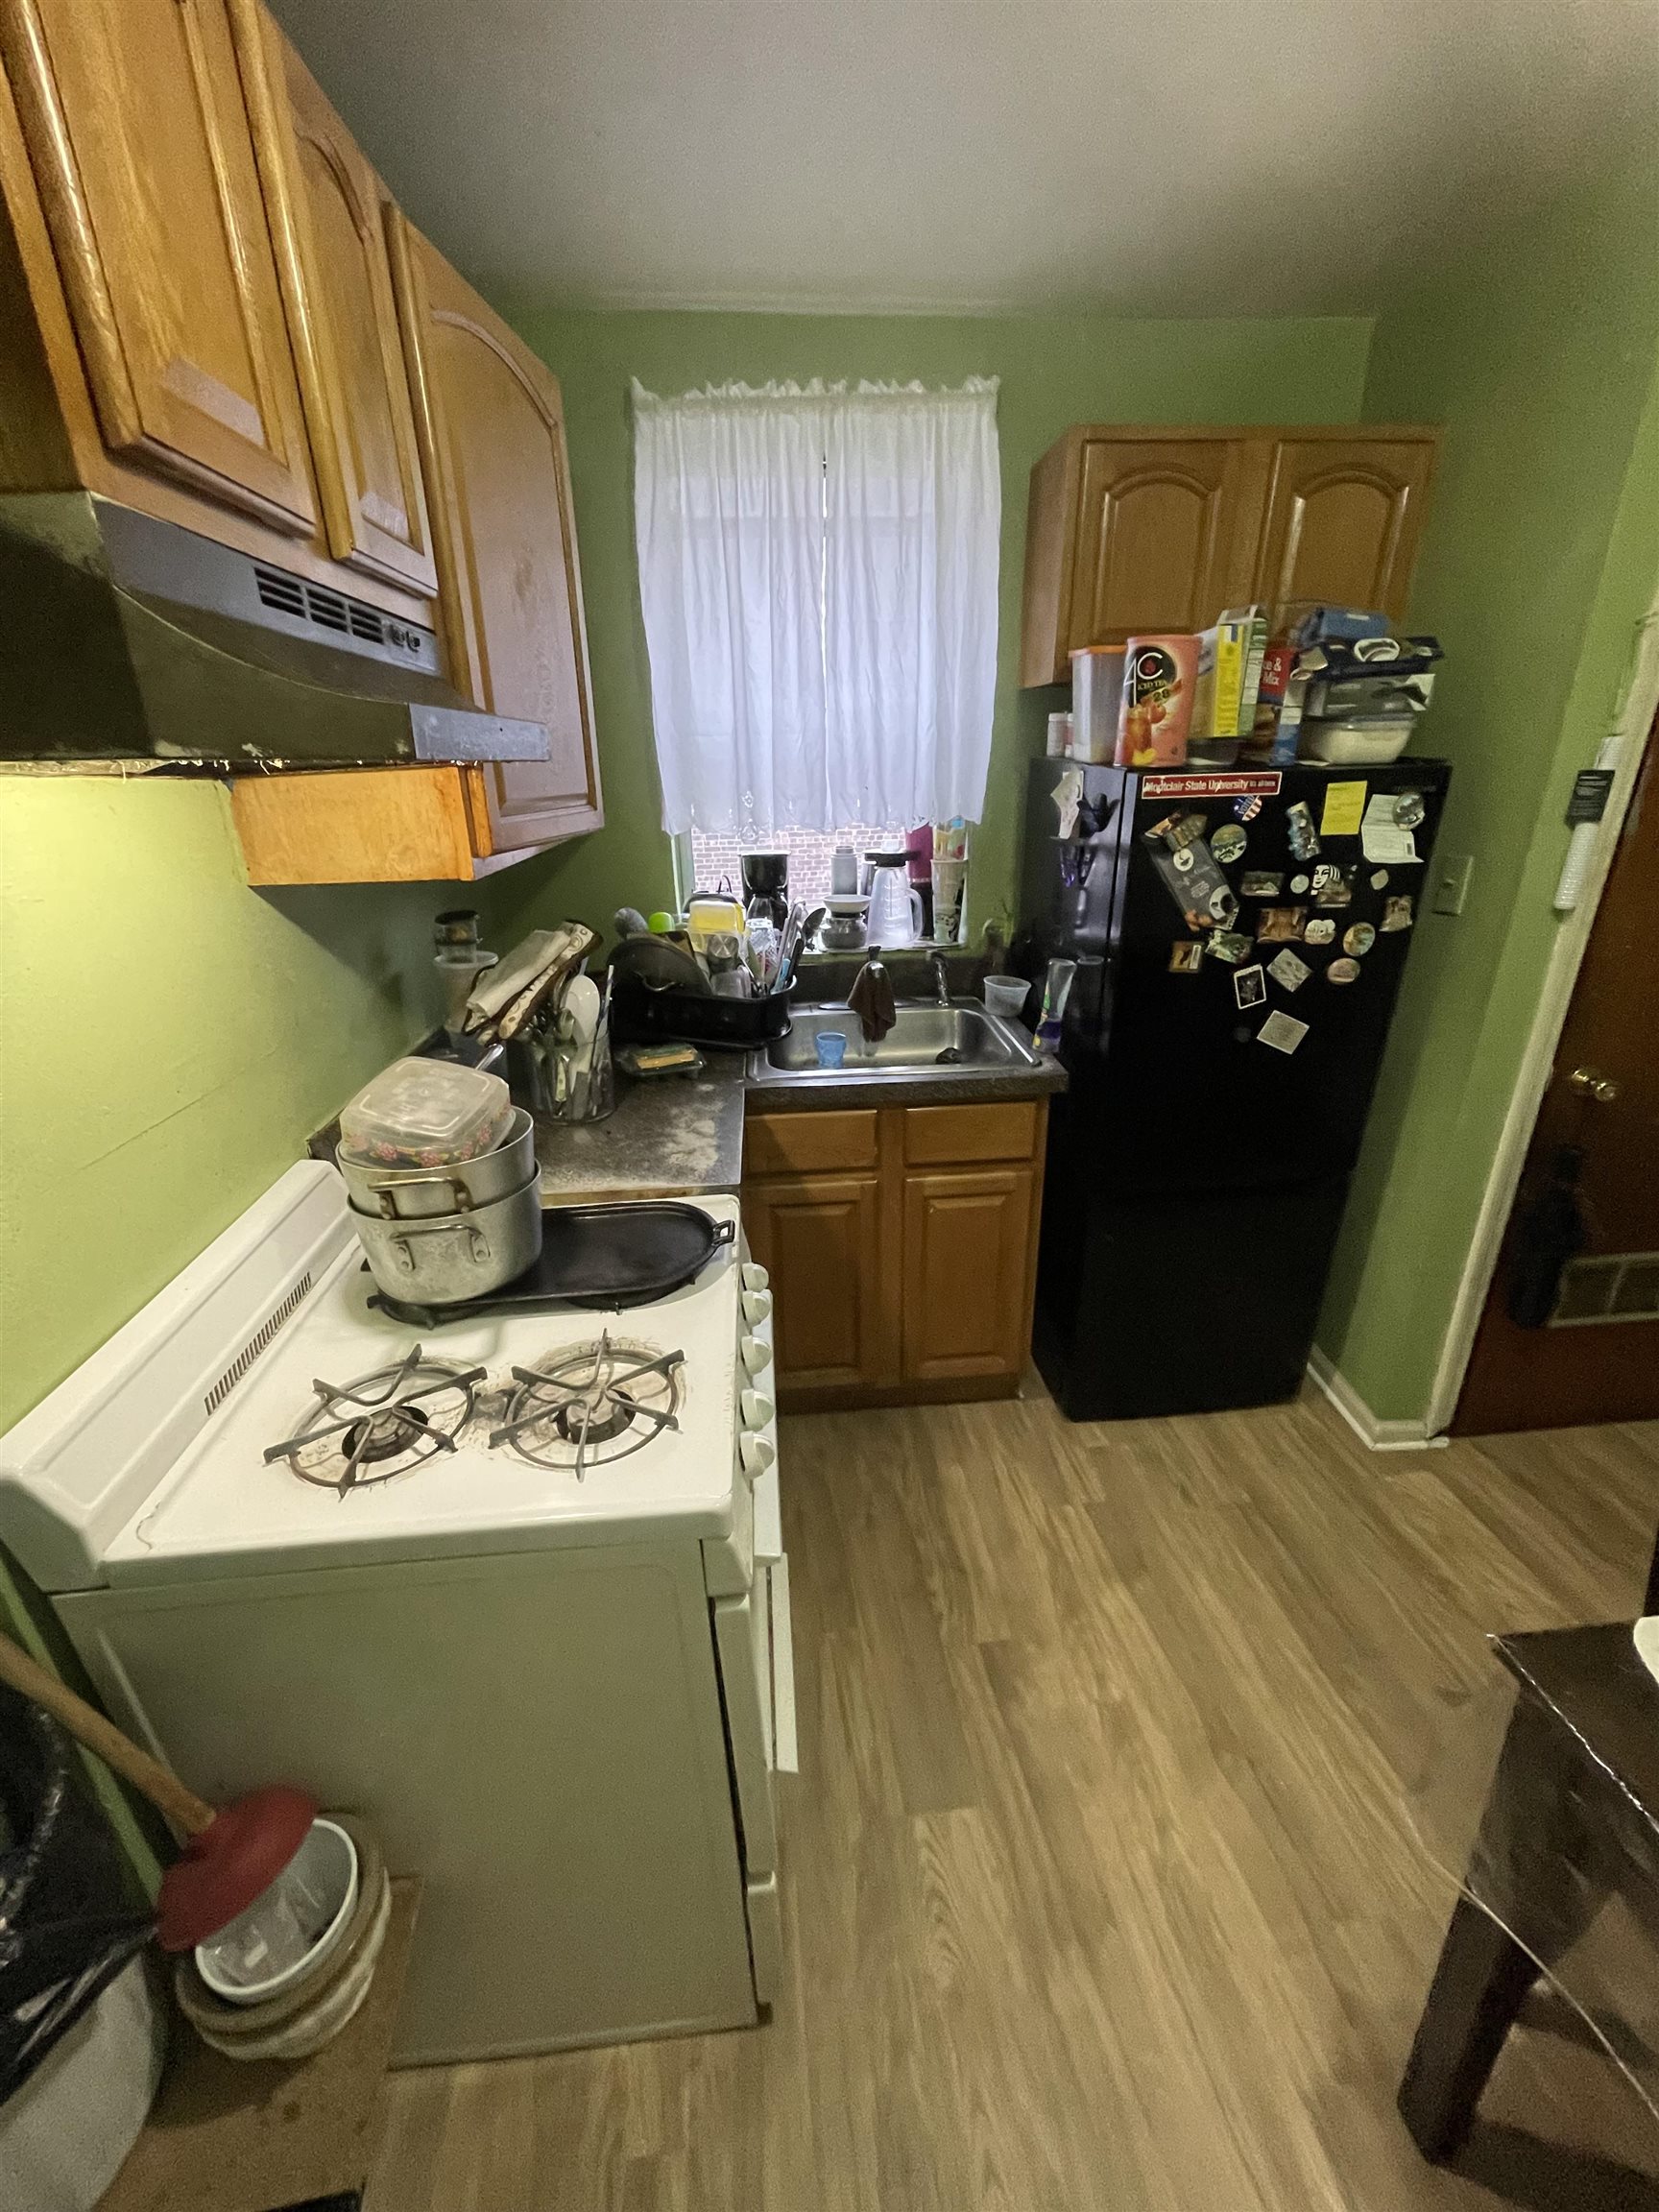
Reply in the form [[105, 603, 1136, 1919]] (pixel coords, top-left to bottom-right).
[[339, 1107, 542, 1306]]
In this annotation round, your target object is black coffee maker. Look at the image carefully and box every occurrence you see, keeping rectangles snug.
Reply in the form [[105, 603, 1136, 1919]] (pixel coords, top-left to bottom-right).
[[739, 851, 789, 929]]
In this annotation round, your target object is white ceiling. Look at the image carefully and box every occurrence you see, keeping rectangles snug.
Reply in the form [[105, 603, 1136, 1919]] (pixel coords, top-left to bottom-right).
[[269, 1, 1657, 315]]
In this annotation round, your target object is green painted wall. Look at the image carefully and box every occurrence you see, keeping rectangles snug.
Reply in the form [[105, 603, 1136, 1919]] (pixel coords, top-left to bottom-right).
[[484, 307, 1373, 946], [0, 777, 498, 1431], [1316, 142, 1659, 1422]]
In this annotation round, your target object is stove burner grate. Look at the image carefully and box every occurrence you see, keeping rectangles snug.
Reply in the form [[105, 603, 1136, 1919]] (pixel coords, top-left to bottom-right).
[[490, 1333, 684, 1479], [265, 1348, 485, 1496]]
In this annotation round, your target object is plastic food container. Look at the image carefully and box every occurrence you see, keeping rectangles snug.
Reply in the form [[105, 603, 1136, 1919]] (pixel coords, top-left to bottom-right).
[[1069, 647, 1125, 763], [982, 975, 1030, 1022], [1301, 715, 1416, 766], [339, 1058, 513, 1168]]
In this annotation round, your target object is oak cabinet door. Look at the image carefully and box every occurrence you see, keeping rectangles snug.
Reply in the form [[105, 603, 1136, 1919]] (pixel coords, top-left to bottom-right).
[[902, 1166, 1035, 1384], [1069, 435, 1254, 652], [389, 215, 602, 854], [0, 0, 316, 531], [1251, 433, 1437, 626], [237, 12, 436, 593], [742, 1175, 883, 1394]]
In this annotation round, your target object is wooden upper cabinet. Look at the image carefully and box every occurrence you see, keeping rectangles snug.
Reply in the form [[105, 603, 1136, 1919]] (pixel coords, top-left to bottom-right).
[[1020, 422, 1439, 685], [389, 214, 602, 854], [232, 9, 436, 595], [0, 0, 316, 533], [1251, 431, 1436, 628], [1068, 435, 1255, 659]]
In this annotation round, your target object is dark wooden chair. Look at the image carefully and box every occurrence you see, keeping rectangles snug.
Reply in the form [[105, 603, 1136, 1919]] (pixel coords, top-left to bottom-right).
[[1399, 1623, 1659, 2164]]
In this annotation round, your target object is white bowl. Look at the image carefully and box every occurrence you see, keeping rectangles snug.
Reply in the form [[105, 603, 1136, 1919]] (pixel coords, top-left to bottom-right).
[[195, 1817, 359, 2008]]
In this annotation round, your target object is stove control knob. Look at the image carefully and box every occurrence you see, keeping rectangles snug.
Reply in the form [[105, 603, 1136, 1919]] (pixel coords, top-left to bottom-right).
[[739, 1431, 776, 1479], [739, 1333, 772, 1376], [741, 1262, 770, 1293], [740, 1388, 774, 1431], [741, 1287, 773, 1325]]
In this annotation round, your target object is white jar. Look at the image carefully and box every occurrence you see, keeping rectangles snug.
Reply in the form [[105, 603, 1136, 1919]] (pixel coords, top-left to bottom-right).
[[830, 844, 858, 896]]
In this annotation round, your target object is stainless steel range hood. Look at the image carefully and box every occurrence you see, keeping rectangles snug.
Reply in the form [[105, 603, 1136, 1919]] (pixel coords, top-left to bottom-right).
[[0, 493, 551, 769]]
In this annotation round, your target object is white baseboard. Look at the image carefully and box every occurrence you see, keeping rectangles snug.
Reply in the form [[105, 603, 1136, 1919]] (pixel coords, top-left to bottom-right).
[[1307, 1345, 1449, 1452]]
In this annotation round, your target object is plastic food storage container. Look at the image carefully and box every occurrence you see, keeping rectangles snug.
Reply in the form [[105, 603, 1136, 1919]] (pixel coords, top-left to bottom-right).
[[1301, 715, 1417, 766], [339, 1057, 514, 1168], [1069, 646, 1125, 763]]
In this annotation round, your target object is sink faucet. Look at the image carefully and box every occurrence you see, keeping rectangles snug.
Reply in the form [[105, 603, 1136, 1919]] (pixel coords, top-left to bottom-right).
[[928, 952, 950, 1007]]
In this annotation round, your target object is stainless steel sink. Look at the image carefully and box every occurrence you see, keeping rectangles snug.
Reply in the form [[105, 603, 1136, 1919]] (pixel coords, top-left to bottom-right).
[[751, 999, 1043, 1084]]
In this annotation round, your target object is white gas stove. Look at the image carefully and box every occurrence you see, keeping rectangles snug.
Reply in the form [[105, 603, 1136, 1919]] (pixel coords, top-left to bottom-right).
[[0, 1163, 795, 2062]]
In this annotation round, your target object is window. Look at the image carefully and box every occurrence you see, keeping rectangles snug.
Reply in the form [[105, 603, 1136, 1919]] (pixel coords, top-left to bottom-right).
[[683, 823, 912, 910], [632, 378, 1000, 849]]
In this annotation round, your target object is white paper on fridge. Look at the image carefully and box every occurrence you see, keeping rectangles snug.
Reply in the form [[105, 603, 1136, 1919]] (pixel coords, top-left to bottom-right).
[[1360, 794, 1420, 866], [1258, 1009, 1310, 1055]]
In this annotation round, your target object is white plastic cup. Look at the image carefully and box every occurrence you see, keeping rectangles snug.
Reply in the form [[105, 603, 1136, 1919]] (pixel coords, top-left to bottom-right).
[[982, 975, 1029, 1022]]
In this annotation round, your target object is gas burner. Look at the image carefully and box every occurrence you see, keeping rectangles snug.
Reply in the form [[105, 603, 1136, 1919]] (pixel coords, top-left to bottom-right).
[[490, 1334, 684, 1479], [264, 1348, 486, 1497]]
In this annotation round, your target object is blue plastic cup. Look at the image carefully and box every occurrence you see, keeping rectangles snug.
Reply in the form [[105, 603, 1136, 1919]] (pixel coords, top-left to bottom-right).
[[814, 1029, 848, 1070]]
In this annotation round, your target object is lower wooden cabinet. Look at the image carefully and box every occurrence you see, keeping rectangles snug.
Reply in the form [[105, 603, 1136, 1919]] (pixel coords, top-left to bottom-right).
[[741, 1097, 1047, 1411]]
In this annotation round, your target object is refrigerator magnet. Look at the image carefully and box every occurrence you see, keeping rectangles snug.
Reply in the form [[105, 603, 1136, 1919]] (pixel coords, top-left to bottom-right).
[[1327, 957, 1361, 985], [1267, 949, 1311, 992], [1258, 1010, 1310, 1054], [1205, 930, 1254, 965], [1241, 872, 1283, 898], [1393, 790, 1428, 830], [1211, 824, 1248, 864], [1233, 794, 1264, 822], [1142, 811, 1184, 846], [1173, 813, 1209, 848], [1255, 905, 1306, 943], [1289, 873, 1311, 895], [1208, 886, 1239, 925], [1370, 869, 1390, 890], [1312, 864, 1355, 909], [1380, 895, 1415, 931], [1234, 965, 1267, 1010], [1286, 802, 1321, 859], [1168, 941, 1204, 974], [1304, 917, 1336, 946], [1343, 924, 1377, 957]]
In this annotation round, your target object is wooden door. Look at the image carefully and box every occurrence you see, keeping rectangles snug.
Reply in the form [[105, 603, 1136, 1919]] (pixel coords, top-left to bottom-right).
[[236, 12, 435, 593], [1069, 434, 1254, 653], [902, 1166, 1035, 1384], [1252, 431, 1436, 626], [0, 0, 316, 532], [389, 215, 602, 854], [1455, 718, 1659, 1433], [742, 1175, 883, 1396]]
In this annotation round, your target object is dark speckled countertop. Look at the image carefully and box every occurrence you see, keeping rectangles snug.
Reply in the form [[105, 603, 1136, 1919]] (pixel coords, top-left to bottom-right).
[[536, 1054, 748, 1203]]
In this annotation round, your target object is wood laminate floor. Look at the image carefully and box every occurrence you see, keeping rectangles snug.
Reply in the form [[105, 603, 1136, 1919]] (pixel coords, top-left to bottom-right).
[[366, 1382, 1659, 2210]]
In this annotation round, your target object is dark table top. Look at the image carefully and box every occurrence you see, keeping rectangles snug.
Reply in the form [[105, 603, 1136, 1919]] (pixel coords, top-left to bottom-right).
[[1495, 1623, 1659, 1828]]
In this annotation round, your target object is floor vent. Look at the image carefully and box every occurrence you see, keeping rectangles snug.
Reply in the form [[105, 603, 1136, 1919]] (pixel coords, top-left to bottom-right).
[[204, 1274, 313, 1415], [1551, 1253, 1659, 1327]]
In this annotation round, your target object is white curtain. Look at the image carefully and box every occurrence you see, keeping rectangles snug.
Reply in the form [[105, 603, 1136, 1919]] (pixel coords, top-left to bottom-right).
[[632, 377, 999, 837]]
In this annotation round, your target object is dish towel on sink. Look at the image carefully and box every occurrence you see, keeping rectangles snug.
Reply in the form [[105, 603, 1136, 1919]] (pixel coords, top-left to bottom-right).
[[846, 958, 897, 1046]]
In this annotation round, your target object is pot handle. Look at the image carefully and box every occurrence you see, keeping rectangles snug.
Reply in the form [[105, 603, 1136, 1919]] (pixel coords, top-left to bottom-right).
[[390, 1222, 493, 1272], [373, 1174, 475, 1219], [714, 1217, 736, 1247]]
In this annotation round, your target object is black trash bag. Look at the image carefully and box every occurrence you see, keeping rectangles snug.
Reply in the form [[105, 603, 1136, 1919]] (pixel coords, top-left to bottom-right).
[[0, 1679, 154, 2105]]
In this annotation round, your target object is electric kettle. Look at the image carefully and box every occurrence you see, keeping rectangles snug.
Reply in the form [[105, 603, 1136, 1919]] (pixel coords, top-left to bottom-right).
[[866, 854, 924, 949]]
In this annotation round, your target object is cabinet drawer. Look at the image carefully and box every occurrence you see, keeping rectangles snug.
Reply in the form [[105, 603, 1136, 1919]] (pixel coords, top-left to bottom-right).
[[902, 1101, 1038, 1166], [743, 1110, 878, 1176]]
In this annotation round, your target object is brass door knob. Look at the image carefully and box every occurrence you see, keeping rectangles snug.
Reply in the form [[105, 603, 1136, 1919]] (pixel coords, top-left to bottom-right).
[[1569, 1065, 1621, 1104]]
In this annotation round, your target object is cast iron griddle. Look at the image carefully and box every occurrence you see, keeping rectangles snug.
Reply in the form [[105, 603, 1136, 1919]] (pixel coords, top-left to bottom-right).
[[365, 1202, 737, 1327]]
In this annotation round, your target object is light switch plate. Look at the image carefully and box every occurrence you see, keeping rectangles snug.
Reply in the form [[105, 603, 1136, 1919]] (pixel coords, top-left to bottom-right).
[[1431, 853, 1474, 916]]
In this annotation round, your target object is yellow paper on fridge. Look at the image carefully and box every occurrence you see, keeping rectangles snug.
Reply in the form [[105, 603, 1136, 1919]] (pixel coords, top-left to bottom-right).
[[1319, 781, 1368, 837]]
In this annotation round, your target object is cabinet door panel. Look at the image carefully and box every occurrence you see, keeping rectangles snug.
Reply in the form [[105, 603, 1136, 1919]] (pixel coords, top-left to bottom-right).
[[1252, 434, 1436, 625], [902, 1166, 1034, 1383], [0, 0, 315, 530], [742, 1175, 881, 1394], [238, 16, 435, 591], [390, 216, 601, 854], [1070, 437, 1250, 649]]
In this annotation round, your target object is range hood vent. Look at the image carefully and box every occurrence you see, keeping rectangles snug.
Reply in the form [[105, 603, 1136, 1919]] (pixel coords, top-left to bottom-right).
[[0, 493, 550, 771]]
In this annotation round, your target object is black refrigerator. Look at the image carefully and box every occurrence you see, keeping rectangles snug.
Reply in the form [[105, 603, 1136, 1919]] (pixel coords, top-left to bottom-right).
[[1021, 756, 1451, 1421]]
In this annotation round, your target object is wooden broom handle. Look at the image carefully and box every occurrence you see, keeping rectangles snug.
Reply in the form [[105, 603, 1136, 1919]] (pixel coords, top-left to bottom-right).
[[0, 1628, 216, 1836]]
